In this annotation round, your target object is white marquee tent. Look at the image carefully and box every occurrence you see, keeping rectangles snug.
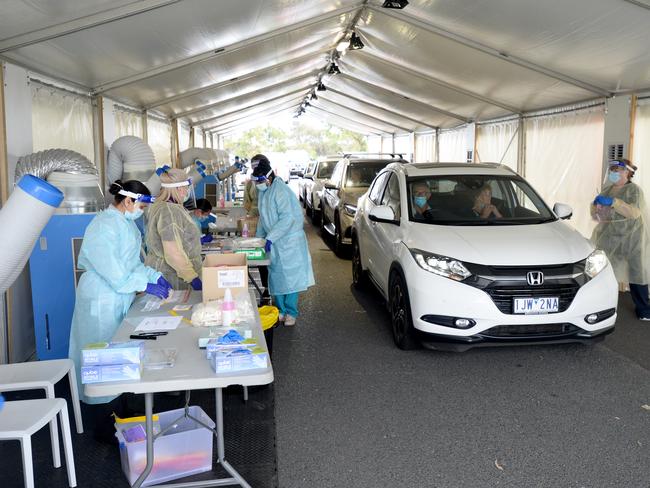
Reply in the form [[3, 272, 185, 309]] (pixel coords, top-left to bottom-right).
[[0, 0, 649, 237]]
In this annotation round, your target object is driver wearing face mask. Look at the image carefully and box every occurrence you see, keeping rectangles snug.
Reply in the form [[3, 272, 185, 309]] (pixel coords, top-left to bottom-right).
[[145, 168, 203, 291]]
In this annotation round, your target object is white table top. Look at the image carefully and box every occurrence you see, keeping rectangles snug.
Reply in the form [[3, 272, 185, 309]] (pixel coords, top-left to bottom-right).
[[84, 290, 273, 397]]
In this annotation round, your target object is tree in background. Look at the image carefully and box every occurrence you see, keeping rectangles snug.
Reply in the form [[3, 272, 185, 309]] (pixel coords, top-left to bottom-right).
[[224, 120, 367, 159]]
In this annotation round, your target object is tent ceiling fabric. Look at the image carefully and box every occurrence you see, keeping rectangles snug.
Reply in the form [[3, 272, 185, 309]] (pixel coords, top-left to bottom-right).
[[0, 0, 649, 135]]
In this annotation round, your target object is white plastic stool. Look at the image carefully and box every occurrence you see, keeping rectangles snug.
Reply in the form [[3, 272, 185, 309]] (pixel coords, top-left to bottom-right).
[[0, 398, 77, 488], [0, 359, 84, 468]]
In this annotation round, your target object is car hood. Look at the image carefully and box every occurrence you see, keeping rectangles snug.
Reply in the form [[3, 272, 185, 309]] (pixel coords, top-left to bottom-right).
[[404, 220, 593, 266], [342, 187, 369, 205]]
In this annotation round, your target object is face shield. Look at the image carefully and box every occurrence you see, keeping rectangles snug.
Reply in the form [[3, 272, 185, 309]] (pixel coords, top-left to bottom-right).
[[161, 179, 196, 208], [604, 160, 634, 186], [118, 189, 154, 209], [252, 168, 273, 183]]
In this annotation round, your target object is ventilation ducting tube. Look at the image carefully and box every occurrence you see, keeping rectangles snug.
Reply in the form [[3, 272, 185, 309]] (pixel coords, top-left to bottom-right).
[[179, 147, 237, 184], [0, 175, 63, 294], [107, 136, 156, 184], [15, 149, 104, 214]]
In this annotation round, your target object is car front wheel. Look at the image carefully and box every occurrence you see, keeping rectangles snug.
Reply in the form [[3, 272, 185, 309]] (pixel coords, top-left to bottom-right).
[[389, 271, 419, 350], [352, 237, 368, 289]]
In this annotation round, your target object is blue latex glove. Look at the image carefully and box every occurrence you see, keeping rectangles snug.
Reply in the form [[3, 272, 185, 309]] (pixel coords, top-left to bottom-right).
[[264, 239, 272, 253], [191, 277, 202, 291], [234, 161, 245, 171], [200, 234, 213, 244], [0, 394, 4, 411], [157, 275, 172, 290], [594, 195, 614, 206], [145, 282, 169, 299]]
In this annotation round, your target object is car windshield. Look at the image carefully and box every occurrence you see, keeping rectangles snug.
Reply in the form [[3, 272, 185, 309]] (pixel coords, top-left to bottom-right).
[[408, 174, 556, 226], [317, 161, 336, 179], [345, 163, 384, 188]]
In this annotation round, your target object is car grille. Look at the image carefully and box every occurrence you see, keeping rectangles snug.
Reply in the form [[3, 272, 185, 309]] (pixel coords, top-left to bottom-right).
[[484, 283, 580, 314], [480, 323, 579, 339]]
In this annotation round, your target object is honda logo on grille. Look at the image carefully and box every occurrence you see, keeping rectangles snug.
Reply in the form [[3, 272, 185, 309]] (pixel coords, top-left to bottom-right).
[[527, 271, 544, 286]]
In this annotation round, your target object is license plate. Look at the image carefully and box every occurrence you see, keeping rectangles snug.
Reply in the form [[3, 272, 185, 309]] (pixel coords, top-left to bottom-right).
[[513, 297, 559, 314]]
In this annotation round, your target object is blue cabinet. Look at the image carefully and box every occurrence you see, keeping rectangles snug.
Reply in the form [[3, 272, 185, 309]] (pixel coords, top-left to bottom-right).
[[30, 214, 95, 360]]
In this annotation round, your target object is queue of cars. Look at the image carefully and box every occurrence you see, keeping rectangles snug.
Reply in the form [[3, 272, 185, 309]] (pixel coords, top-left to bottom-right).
[[296, 155, 618, 351]]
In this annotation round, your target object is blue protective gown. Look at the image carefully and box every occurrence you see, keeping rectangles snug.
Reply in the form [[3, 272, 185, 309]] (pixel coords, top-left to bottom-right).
[[256, 178, 315, 295], [68, 206, 161, 404]]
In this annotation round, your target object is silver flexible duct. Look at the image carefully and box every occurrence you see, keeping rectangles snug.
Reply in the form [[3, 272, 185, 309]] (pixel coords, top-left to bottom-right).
[[15, 149, 98, 180], [14, 149, 104, 214], [107, 135, 156, 184]]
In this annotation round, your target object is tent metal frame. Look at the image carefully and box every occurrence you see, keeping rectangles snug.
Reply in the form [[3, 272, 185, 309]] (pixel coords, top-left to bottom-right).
[[0, 0, 182, 53], [91, 4, 362, 94], [368, 5, 611, 98]]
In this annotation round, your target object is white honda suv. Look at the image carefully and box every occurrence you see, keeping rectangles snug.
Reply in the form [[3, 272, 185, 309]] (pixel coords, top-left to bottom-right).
[[352, 163, 618, 350]]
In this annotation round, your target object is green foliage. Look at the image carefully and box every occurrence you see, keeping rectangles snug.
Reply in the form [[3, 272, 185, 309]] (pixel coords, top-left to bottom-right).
[[224, 120, 367, 159]]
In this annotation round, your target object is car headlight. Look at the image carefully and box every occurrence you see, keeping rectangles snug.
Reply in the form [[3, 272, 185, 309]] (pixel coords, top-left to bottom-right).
[[343, 204, 357, 216], [585, 249, 608, 278], [410, 248, 471, 281]]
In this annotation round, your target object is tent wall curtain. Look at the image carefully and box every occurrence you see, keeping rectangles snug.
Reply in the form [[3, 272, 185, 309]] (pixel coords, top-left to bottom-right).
[[523, 105, 605, 238], [193, 127, 204, 148], [394, 134, 412, 160], [31, 82, 95, 161], [179, 122, 191, 152], [367, 135, 381, 153], [414, 132, 436, 163], [476, 119, 519, 170], [381, 135, 393, 153], [438, 126, 466, 162], [147, 116, 172, 166], [632, 99, 650, 205], [114, 105, 143, 139]]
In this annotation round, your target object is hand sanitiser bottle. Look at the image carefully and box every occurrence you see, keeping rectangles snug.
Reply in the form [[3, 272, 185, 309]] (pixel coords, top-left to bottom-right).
[[222, 288, 235, 327], [242, 222, 249, 237]]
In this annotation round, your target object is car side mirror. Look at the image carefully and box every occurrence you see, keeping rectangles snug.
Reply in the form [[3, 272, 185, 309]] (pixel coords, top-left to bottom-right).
[[553, 203, 572, 220], [324, 181, 337, 190], [305, 174, 313, 180], [369, 205, 398, 224], [297, 172, 304, 178]]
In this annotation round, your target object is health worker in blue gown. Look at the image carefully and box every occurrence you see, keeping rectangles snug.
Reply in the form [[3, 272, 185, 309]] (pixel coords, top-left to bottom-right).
[[252, 154, 315, 327], [68, 180, 171, 405]]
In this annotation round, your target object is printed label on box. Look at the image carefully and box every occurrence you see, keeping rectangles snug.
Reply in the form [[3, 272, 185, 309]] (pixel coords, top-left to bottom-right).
[[217, 269, 246, 288]]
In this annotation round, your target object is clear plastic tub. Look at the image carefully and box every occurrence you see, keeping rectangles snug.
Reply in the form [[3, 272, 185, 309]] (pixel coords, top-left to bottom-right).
[[115, 405, 214, 487]]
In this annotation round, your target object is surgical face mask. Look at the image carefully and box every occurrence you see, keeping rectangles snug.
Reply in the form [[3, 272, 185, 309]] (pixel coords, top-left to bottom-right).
[[125, 208, 144, 220], [608, 171, 621, 184], [414, 196, 427, 208], [256, 183, 269, 192]]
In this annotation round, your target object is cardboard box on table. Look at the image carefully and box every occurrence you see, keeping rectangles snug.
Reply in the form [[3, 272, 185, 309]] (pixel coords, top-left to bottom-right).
[[202, 254, 248, 302]]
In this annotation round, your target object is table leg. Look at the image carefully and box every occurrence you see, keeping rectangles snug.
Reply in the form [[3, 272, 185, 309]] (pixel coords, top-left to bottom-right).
[[215, 388, 251, 488], [247, 274, 264, 306], [133, 392, 155, 488]]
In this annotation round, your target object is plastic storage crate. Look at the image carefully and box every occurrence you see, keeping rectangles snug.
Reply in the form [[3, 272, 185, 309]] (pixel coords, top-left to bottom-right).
[[115, 405, 214, 487]]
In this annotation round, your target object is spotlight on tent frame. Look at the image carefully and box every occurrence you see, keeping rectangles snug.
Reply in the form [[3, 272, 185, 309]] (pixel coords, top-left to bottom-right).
[[328, 63, 341, 75], [317, 82, 327, 91], [382, 0, 408, 8], [311, 92, 318, 100], [349, 33, 364, 50]]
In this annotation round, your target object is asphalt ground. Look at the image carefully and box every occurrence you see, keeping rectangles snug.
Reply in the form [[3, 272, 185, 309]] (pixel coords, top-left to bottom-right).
[[274, 187, 650, 488]]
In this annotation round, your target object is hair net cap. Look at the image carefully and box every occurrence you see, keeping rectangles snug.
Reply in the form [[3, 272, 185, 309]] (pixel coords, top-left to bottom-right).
[[160, 168, 189, 184], [251, 154, 272, 177]]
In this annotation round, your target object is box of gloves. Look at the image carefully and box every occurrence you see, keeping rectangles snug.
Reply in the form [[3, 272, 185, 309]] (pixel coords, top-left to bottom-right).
[[209, 346, 269, 374], [202, 254, 248, 302], [80, 341, 144, 384]]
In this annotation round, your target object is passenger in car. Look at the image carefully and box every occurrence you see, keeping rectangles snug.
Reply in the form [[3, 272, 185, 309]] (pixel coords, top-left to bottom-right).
[[412, 181, 433, 217], [471, 184, 503, 219]]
